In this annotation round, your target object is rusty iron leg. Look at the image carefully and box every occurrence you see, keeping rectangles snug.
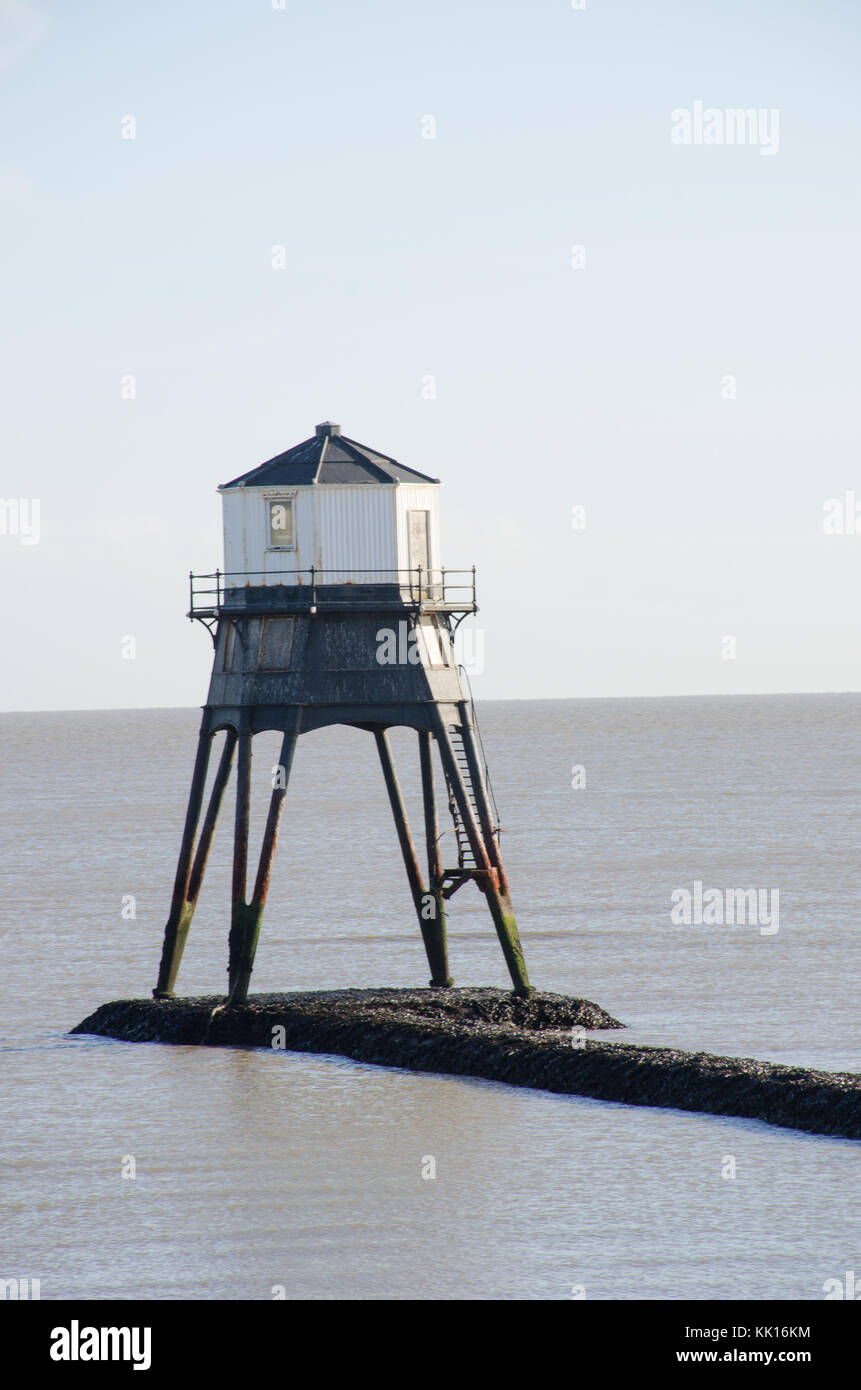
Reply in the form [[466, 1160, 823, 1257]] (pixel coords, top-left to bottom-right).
[[418, 729, 453, 987], [227, 720, 253, 1002], [433, 716, 533, 998], [157, 726, 236, 996], [227, 711, 302, 1005], [375, 728, 451, 988], [186, 728, 237, 905], [154, 721, 217, 999]]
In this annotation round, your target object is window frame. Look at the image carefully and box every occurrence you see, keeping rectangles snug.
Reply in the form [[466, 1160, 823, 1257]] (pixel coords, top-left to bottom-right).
[[266, 494, 296, 551]]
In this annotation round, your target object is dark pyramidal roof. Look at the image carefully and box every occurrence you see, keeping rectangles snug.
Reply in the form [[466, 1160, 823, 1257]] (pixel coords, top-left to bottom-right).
[[221, 423, 440, 488]]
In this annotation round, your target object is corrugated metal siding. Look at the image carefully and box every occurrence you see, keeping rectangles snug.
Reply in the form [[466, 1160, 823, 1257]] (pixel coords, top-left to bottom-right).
[[221, 483, 400, 585], [222, 487, 306, 585], [221, 491, 246, 575], [317, 486, 397, 580], [395, 484, 441, 574]]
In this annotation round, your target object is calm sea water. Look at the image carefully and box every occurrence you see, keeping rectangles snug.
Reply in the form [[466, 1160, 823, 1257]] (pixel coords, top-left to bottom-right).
[[1, 696, 858, 1300]]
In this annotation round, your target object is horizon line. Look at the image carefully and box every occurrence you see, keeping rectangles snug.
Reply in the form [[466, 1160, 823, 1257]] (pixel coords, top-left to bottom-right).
[[2, 689, 860, 717]]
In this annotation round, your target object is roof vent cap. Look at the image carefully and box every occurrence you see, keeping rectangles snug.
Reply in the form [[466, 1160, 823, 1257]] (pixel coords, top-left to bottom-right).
[[315, 421, 341, 438]]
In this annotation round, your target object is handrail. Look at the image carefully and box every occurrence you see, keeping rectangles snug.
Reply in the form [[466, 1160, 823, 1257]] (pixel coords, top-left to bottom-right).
[[459, 661, 502, 835], [187, 566, 477, 617]]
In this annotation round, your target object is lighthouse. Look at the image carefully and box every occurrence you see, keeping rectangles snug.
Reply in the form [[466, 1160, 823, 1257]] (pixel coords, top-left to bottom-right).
[[153, 422, 533, 1003]]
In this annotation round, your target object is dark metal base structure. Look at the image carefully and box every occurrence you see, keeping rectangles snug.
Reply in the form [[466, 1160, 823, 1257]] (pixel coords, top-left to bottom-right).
[[154, 594, 533, 1004]]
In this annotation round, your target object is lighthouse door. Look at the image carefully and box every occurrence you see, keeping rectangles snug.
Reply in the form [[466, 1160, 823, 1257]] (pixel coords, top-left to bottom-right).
[[407, 509, 431, 593]]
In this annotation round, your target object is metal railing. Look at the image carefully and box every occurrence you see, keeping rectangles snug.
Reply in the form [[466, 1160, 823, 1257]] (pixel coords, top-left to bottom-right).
[[188, 567, 477, 617]]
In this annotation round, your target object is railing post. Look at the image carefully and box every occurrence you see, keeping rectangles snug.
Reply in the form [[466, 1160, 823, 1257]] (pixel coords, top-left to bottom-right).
[[216, 568, 221, 610], [189, 571, 193, 616], [310, 564, 316, 612]]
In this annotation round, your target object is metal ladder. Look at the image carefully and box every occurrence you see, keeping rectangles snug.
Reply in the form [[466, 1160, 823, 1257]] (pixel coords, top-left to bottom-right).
[[445, 725, 479, 870]]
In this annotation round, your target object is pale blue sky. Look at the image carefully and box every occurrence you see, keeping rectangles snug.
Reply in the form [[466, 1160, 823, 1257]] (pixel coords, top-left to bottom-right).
[[1, 0, 860, 708]]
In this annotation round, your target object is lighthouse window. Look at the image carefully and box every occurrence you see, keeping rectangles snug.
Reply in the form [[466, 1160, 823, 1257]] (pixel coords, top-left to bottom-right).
[[268, 498, 294, 549], [259, 617, 295, 670]]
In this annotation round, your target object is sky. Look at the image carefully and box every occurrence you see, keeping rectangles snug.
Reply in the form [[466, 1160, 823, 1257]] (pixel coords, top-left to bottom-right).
[[1, 0, 860, 708]]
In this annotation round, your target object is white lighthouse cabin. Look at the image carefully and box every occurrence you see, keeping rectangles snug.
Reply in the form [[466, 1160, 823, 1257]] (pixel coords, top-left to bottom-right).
[[217, 422, 442, 593]]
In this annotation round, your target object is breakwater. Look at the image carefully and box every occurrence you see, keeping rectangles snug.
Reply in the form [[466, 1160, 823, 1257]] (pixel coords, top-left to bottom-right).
[[72, 988, 861, 1142]]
